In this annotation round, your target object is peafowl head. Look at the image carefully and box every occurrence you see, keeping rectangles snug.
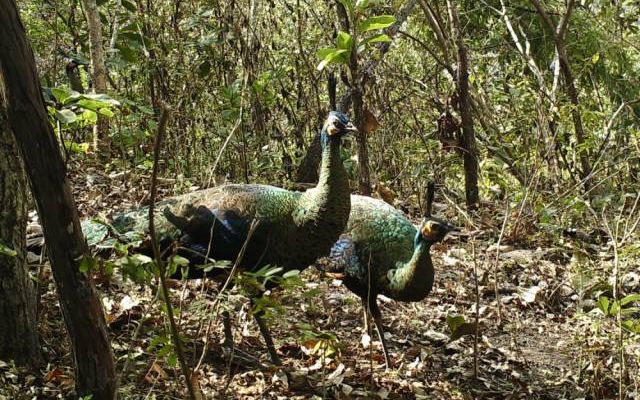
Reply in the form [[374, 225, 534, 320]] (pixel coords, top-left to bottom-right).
[[416, 181, 458, 245], [419, 217, 457, 244], [322, 111, 357, 142]]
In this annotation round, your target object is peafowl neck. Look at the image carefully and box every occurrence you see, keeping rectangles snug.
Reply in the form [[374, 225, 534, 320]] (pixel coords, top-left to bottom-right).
[[385, 234, 434, 302], [293, 133, 350, 263], [317, 134, 348, 193]]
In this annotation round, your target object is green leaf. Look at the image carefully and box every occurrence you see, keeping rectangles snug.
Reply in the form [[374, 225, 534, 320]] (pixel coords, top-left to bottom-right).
[[446, 315, 465, 333], [355, 0, 369, 11], [121, 0, 137, 12], [316, 49, 348, 71], [80, 109, 98, 124], [610, 300, 620, 316], [98, 108, 115, 118], [622, 319, 640, 333], [336, 31, 353, 51], [316, 48, 337, 59], [361, 33, 391, 47], [55, 109, 77, 124], [282, 270, 300, 279], [170, 255, 190, 268], [79, 256, 98, 273], [51, 87, 73, 103], [0, 241, 17, 257], [596, 296, 610, 315], [620, 293, 640, 306], [357, 15, 396, 33]]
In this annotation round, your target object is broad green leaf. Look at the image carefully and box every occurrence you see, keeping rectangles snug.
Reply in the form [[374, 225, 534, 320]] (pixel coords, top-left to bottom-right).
[[55, 109, 77, 124], [98, 108, 115, 117], [51, 87, 73, 103], [79, 256, 98, 273], [81, 93, 121, 106], [65, 141, 90, 154], [355, 0, 369, 11], [620, 293, 640, 306], [357, 15, 396, 33], [361, 33, 391, 47], [317, 47, 338, 59], [81, 109, 98, 124], [446, 315, 465, 333], [170, 255, 190, 268], [610, 300, 620, 316], [596, 296, 610, 315], [282, 269, 300, 279], [336, 31, 353, 51], [316, 49, 348, 71], [622, 319, 640, 333]]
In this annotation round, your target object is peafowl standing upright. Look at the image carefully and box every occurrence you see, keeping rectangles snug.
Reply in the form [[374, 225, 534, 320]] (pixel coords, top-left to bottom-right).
[[319, 183, 456, 368], [56, 111, 355, 365]]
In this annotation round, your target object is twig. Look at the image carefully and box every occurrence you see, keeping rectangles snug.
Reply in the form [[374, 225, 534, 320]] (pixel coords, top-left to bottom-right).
[[493, 199, 510, 324], [471, 240, 479, 380], [148, 103, 199, 400]]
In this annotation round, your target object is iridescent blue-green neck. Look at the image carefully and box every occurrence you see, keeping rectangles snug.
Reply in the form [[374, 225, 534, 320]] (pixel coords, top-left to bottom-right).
[[386, 236, 434, 301], [294, 128, 350, 264]]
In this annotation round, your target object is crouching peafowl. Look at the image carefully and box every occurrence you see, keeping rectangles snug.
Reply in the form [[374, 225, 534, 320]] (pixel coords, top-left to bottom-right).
[[318, 182, 456, 369], [54, 111, 355, 365]]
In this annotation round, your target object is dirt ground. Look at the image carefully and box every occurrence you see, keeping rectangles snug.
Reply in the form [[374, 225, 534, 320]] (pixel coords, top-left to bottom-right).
[[1, 162, 639, 399]]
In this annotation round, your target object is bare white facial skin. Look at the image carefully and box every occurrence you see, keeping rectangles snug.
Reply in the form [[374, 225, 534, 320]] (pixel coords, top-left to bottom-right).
[[324, 114, 341, 136]]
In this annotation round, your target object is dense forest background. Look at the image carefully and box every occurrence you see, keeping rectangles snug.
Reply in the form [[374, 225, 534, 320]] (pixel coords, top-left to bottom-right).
[[1, 0, 640, 398]]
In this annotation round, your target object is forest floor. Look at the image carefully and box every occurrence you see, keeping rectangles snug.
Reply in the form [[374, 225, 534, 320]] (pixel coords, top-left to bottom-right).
[[1, 161, 640, 400]]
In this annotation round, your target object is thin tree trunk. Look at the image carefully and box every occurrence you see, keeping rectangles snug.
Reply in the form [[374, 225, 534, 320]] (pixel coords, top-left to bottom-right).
[[0, 85, 42, 370], [0, 2, 116, 398], [81, 0, 110, 153], [296, 0, 417, 190], [530, 0, 591, 184], [447, 0, 479, 209]]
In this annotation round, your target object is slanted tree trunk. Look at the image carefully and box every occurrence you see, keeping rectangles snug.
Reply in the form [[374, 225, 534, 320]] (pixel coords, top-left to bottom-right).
[[447, 0, 479, 210], [81, 0, 110, 153], [0, 2, 116, 399], [0, 86, 41, 370]]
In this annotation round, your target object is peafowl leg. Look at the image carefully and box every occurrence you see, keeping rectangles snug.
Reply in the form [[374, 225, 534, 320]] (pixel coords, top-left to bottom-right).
[[368, 298, 391, 369], [362, 306, 369, 333], [250, 299, 282, 366]]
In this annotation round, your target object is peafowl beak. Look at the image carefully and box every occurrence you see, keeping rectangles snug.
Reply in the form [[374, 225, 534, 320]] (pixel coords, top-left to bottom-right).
[[344, 121, 358, 135]]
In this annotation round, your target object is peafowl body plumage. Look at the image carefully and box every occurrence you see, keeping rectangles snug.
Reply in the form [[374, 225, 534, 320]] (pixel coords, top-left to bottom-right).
[[73, 112, 355, 365], [321, 186, 455, 368], [82, 112, 353, 275]]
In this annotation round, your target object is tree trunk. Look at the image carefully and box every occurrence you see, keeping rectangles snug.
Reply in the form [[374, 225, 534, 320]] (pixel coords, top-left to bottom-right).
[[447, 0, 479, 209], [0, 2, 116, 399], [81, 0, 110, 153], [530, 0, 591, 184], [0, 87, 42, 370]]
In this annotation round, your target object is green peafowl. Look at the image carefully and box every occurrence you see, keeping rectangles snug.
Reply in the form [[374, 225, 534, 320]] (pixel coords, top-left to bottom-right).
[[319, 182, 456, 369], [30, 111, 355, 365]]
